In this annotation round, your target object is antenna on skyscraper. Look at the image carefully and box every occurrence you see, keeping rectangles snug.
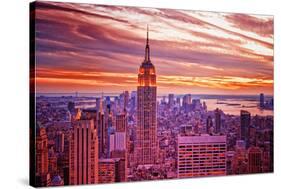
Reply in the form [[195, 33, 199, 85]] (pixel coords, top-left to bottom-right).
[[100, 91, 104, 113], [147, 24, 149, 45], [144, 24, 150, 62]]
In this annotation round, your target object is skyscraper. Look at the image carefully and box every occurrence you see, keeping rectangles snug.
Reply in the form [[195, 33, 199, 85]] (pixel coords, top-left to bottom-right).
[[98, 159, 116, 183], [96, 97, 102, 112], [176, 96, 181, 107], [168, 94, 175, 107], [55, 131, 64, 153], [182, 94, 192, 112], [206, 116, 213, 134], [248, 146, 262, 173], [192, 99, 201, 111], [178, 134, 226, 178], [35, 125, 51, 187], [260, 93, 265, 108], [240, 110, 251, 145], [69, 119, 99, 185], [109, 113, 127, 153], [96, 98, 108, 158], [182, 94, 192, 105], [110, 151, 127, 182], [113, 113, 127, 151], [98, 158, 126, 183], [109, 113, 128, 181], [136, 26, 157, 165], [124, 91, 129, 110], [215, 108, 221, 134]]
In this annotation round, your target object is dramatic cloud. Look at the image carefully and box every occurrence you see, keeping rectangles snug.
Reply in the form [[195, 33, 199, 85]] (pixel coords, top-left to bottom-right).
[[225, 13, 273, 38], [34, 1, 273, 95]]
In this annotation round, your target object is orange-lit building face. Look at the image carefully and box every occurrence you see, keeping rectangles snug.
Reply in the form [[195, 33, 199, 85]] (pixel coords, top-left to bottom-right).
[[136, 27, 158, 165], [138, 65, 156, 87], [98, 159, 116, 183]]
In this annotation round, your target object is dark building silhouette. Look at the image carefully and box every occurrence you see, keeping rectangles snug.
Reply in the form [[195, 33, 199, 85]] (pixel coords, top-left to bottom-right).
[[215, 108, 221, 134], [248, 146, 262, 173], [206, 116, 213, 134], [259, 93, 265, 108], [240, 110, 251, 146]]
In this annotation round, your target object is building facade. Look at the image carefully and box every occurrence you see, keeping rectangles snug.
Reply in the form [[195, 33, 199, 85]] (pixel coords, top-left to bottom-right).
[[98, 158, 126, 183], [136, 26, 157, 165], [215, 108, 221, 134], [35, 125, 51, 186], [98, 159, 116, 183], [69, 119, 99, 185], [178, 135, 227, 178], [206, 116, 213, 134], [240, 110, 251, 146], [248, 146, 262, 173]]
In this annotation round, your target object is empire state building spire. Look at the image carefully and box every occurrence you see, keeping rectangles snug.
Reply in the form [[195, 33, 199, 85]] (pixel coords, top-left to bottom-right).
[[136, 25, 157, 165], [144, 25, 150, 62]]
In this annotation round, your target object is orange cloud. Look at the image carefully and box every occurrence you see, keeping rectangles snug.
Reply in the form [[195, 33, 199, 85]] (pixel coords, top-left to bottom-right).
[[34, 1, 273, 95]]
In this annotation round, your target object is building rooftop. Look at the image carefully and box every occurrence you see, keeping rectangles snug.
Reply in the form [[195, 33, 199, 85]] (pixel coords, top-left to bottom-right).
[[178, 134, 226, 144]]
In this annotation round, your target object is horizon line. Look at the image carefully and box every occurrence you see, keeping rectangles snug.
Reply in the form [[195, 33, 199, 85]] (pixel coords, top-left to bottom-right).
[[36, 92, 273, 97]]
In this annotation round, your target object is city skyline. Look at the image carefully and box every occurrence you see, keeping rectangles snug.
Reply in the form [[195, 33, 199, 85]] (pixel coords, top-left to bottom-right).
[[35, 1, 273, 95], [31, 2, 274, 187]]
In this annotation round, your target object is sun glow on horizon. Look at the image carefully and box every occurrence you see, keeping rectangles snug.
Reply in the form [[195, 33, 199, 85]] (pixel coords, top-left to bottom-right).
[[34, 2, 273, 95]]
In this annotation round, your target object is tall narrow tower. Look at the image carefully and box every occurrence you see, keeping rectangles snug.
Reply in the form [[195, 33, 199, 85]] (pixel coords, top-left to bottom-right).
[[136, 26, 157, 165]]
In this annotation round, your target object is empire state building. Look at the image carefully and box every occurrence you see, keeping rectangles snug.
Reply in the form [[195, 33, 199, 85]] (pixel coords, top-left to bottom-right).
[[136, 26, 157, 165]]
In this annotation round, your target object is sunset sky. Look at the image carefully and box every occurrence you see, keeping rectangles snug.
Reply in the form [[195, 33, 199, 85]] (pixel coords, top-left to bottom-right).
[[34, 1, 273, 95]]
